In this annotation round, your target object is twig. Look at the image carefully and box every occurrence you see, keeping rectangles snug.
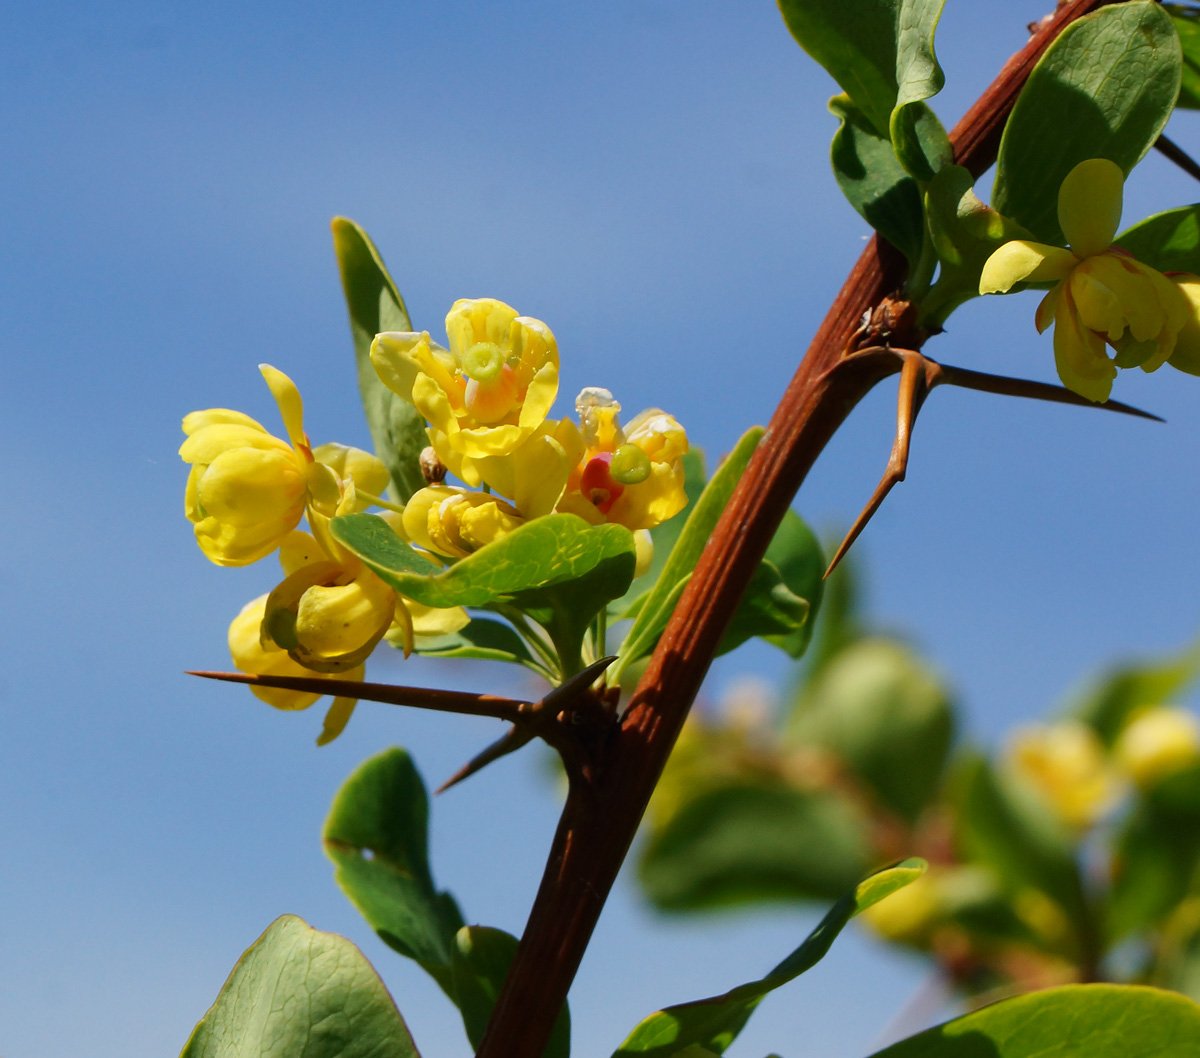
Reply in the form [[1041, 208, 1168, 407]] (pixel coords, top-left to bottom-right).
[[1155, 133, 1200, 185]]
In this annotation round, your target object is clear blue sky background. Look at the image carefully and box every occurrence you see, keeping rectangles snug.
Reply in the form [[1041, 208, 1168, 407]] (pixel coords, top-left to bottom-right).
[[4, 1, 1200, 1056]]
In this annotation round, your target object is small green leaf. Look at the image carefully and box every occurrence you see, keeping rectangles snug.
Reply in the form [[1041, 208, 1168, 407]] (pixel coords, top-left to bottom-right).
[[612, 428, 762, 681], [614, 860, 926, 1057], [180, 915, 422, 1058], [331, 218, 429, 503], [891, 100, 952, 182], [830, 94, 925, 265], [333, 512, 636, 611], [323, 748, 463, 983], [1117, 204, 1200, 275], [1168, 4, 1200, 109], [777, 0, 945, 140], [993, 3, 1182, 245], [414, 618, 535, 667], [451, 926, 571, 1058], [1066, 637, 1200, 745], [639, 783, 873, 910], [716, 560, 810, 657], [786, 638, 955, 825], [865, 984, 1200, 1058], [760, 509, 825, 659]]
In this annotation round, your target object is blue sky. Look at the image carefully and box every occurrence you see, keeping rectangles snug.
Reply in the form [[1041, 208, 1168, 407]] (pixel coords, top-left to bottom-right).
[[3, 1, 1200, 1056]]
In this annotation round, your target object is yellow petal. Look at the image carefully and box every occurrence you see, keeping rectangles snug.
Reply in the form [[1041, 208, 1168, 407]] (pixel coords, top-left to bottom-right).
[[476, 420, 574, 517], [1058, 158, 1123, 259], [278, 530, 327, 576], [408, 601, 471, 638], [195, 447, 308, 527], [633, 529, 655, 578], [624, 409, 688, 464], [179, 423, 293, 464], [312, 443, 391, 501], [316, 697, 358, 746], [453, 422, 528, 459], [1169, 275, 1200, 376], [607, 460, 688, 530], [979, 241, 1077, 294], [295, 570, 397, 658], [228, 595, 321, 710], [1053, 287, 1115, 403], [445, 298, 519, 361], [193, 514, 298, 567], [183, 408, 266, 436], [259, 364, 307, 449], [1083, 255, 1164, 343], [1035, 285, 1061, 334], [1069, 269, 1126, 342]]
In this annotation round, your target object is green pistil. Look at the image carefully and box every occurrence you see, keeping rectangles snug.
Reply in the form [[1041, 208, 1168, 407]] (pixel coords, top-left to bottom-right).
[[610, 443, 651, 485], [461, 342, 505, 382]]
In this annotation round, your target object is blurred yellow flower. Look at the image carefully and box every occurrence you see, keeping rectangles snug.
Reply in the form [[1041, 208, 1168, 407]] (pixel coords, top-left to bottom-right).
[[980, 159, 1199, 403], [371, 298, 558, 468], [1114, 706, 1200, 789], [1007, 720, 1119, 830]]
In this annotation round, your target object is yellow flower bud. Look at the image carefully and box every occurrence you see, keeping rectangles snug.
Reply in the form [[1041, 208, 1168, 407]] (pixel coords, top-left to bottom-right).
[[1007, 720, 1119, 830], [1115, 707, 1200, 788], [402, 485, 526, 559]]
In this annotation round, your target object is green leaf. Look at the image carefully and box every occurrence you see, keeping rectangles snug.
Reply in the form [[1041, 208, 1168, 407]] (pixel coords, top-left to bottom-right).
[[830, 94, 926, 265], [1117, 204, 1200, 276], [786, 638, 955, 825], [716, 560, 810, 657], [331, 218, 428, 503], [891, 99, 952, 183], [414, 618, 535, 667], [451, 926, 571, 1058], [639, 783, 873, 910], [505, 547, 637, 676], [614, 860, 926, 1057], [992, 3, 1182, 245], [759, 509, 825, 659], [777, 0, 945, 140], [333, 512, 637, 611], [180, 915, 422, 1058], [953, 755, 1087, 934], [1168, 5, 1200, 109], [323, 748, 463, 983], [613, 450, 707, 617], [1066, 637, 1200, 745], [612, 428, 763, 681], [865, 984, 1200, 1058]]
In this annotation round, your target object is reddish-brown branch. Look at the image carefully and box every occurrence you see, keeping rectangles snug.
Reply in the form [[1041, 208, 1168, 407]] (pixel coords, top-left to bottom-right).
[[476, 3, 1122, 1055]]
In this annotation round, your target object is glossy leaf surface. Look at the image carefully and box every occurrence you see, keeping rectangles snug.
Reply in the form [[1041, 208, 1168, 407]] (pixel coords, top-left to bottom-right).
[[1117, 205, 1200, 277], [993, 3, 1181, 244], [180, 915, 421, 1058]]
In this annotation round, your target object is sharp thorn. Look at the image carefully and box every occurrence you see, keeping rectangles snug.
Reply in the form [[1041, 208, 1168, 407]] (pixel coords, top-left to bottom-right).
[[537, 656, 618, 717], [436, 727, 534, 794]]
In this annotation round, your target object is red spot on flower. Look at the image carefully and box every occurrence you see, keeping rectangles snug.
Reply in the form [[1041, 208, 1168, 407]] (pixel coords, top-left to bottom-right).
[[580, 453, 624, 514]]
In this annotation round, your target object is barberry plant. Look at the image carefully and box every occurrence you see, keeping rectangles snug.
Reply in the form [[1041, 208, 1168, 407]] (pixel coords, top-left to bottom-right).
[[179, 2, 1200, 1056]]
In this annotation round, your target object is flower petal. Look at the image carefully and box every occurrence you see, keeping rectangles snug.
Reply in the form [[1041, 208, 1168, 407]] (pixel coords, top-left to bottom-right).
[[980, 241, 1077, 294], [1053, 287, 1116, 403], [259, 364, 307, 450], [1058, 158, 1123, 258], [1169, 275, 1200, 376], [316, 697, 358, 746]]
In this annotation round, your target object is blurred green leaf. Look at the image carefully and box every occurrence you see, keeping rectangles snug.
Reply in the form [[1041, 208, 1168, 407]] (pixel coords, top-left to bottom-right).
[[451, 926, 571, 1058], [414, 618, 535, 667], [992, 3, 1182, 245], [1117, 205, 1200, 276], [1066, 638, 1200, 745], [323, 748, 463, 989], [777, 0, 945, 139], [180, 915, 422, 1058], [1167, 5, 1200, 108], [865, 984, 1200, 1058], [331, 218, 428, 503], [614, 450, 707, 617], [829, 93, 926, 265], [786, 638, 955, 824], [954, 755, 1087, 935], [639, 782, 873, 910], [614, 860, 926, 1057], [613, 428, 762, 681], [333, 512, 636, 612]]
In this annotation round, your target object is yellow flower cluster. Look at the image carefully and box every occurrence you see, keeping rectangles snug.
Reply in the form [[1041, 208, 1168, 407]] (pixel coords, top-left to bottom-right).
[[372, 298, 688, 569], [182, 300, 690, 738], [981, 159, 1200, 403], [181, 365, 466, 741]]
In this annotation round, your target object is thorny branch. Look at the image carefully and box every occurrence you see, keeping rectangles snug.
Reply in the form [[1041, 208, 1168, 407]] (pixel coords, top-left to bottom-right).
[[474, 3, 1127, 1056]]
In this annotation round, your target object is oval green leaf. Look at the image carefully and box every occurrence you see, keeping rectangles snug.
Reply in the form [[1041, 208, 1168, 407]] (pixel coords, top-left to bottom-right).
[[1117, 204, 1200, 276]]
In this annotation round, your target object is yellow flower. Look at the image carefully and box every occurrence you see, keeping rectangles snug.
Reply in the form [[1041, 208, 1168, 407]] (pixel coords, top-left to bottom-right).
[[370, 298, 558, 472], [1007, 720, 1119, 830], [228, 593, 364, 745], [980, 159, 1196, 403], [556, 387, 689, 532], [401, 484, 526, 559], [311, 442, 391, 507], [1114, 706, 1200, 789]]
